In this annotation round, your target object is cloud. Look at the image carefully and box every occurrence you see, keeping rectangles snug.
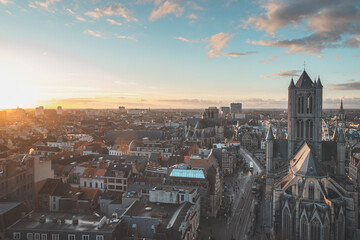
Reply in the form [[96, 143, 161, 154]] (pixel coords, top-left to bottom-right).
[[206, 32, 234, 57], [187, 13, 198, 19], [344, 35, 360, 48], [85, 30, 102, 38], [67, 9, 87, 22], [0, 0, 13, 5], [115, 34, 137, 41], [273, 70, 301, 77], [149, 1, 184, 21], [174, 36, 197, 43], [245, 0, 360, 54], [106, 19, 123, 26], [85, 4, 138, 22], [260, 55, 279, 64], [329, 81, 360, 90], [333, 55, 342, 59], [31, 0, 61, 10], [223, 51, 256, 57], [353, 55, 360, 58]]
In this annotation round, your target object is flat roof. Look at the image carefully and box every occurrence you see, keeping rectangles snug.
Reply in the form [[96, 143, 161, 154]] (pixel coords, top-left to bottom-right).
[[8, 212, 119, 232], [169, 168, 205, 179]]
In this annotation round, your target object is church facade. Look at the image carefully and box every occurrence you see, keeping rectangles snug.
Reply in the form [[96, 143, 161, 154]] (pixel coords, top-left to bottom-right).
[[265, 70, 358, 240]]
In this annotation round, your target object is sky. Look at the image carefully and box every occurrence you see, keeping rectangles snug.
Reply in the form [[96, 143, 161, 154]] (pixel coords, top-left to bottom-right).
[[0, 0, 359, 109]]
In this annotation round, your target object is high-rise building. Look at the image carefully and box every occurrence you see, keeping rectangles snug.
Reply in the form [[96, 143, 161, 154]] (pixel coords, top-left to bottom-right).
[[265, 70, 357, 240], [230, 103, 242, 114], [220, 107, 230, 115]]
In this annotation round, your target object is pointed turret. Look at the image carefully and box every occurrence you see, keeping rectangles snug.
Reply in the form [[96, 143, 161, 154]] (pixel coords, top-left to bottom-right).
[[266, 126, 274, 141], [316, 76, 323, 88], [289, 78, 295, 88]]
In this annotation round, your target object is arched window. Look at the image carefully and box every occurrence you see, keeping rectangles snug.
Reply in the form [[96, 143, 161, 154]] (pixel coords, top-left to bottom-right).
[[311, 218, 320, 240], [306, 95, 313, 114], [301, 96, 304, 114], [297, 121, 300, 138], [301, 216, 308, 240], [95, 182, 98, 188], [298, 179, 302, 196], [336, 214, 344, 240], [298, 97, 301, 114], [84, 181, 87, 187], [309, 96, 313, 113], [300, 121, 304, 138], [309, 181, 315, 200], [283, 208, 291, 240], [306, 120, 313, 139]]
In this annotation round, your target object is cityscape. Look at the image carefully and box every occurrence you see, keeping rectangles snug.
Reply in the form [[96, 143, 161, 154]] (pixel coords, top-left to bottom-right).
[[1, 1, 360, 240]]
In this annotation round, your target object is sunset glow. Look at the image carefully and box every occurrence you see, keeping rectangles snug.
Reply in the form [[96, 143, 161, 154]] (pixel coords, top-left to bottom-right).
[[0, 0, 359, 109]]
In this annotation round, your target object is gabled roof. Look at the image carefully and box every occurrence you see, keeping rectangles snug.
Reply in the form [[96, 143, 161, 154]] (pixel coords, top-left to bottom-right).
[[295, 70, 314, 88], [81, 168, 106, 179], [290, 142, 325, 177]]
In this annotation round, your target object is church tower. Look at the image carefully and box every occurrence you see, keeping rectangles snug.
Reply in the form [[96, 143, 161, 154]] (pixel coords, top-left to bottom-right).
[[337, 99, 346, 131], [288, 70, 323, 159]]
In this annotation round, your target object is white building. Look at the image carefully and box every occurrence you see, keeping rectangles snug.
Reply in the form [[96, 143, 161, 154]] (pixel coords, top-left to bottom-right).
[[80, 168, 106, 191]]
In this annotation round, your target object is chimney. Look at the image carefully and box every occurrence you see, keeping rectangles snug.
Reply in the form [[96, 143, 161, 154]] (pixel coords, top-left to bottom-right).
[[39, 215, 46, 223], [72, 216, 79, 225]]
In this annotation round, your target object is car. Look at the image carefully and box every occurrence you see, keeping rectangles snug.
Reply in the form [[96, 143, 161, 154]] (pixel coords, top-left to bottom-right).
[[249, 161, 254, 172], [251, 183, 258, 193]]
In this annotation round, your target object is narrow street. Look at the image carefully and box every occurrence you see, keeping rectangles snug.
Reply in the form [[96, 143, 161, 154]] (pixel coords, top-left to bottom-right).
[[199, 146, 265, 240], [226, 146, 265, 240]]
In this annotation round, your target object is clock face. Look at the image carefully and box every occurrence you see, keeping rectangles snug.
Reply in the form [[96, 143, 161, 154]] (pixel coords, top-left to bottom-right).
[[338, 122, 343, 127]]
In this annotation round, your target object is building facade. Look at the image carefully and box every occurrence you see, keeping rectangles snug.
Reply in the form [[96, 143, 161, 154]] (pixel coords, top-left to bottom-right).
[[265, 70, 358, 240]]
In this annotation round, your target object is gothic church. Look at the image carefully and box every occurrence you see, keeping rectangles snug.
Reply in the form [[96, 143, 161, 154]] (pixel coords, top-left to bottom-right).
[[265, 70, 358, 240]]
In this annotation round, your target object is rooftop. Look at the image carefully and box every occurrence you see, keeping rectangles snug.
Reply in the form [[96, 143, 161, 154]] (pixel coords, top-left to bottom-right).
[[169, 168, 205, 179], [8, 211, 119, 232]]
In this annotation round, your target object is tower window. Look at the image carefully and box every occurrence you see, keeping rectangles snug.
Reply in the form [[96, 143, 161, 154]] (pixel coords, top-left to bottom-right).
[[306, 95, 313, 114], [308, 181, 314, 200]]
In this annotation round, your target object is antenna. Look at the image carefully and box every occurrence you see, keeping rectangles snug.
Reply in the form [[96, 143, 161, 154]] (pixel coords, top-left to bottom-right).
[[303, 61, 306, 70]]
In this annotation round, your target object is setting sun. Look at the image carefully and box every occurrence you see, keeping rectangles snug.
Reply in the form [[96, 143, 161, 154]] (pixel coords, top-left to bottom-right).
[[0, 66, 39, 109]]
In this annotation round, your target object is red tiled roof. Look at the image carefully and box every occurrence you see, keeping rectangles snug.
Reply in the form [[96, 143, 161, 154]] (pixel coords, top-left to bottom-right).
[[81, 168, 106, 179]]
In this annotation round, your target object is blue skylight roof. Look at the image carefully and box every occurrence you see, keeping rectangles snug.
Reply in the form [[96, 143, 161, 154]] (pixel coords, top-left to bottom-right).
[[169, 169, 205, 179]]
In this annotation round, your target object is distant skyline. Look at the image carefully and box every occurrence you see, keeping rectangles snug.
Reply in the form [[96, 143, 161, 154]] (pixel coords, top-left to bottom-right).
[[1, 0, 360, 109]]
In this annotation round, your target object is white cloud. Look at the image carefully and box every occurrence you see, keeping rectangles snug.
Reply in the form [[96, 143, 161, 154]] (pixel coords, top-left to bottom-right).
[[86, 4, 138, 22], [0, 0, 13, 5], [115, 34, 137, 41], [174, 36, 196, 43], [223, 51, 256, 57], [187, 13, 198, 19], [205, 32, 234, 57], [85, 30, 102, 38], [31, 0, 61, 10], [149, 1, 184, 21], [106, 19, 123, 26], [67, 8, 87, 22]]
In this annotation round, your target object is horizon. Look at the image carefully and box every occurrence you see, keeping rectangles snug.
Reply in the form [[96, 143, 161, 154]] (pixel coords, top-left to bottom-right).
[[1, 0, 360, 109]]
